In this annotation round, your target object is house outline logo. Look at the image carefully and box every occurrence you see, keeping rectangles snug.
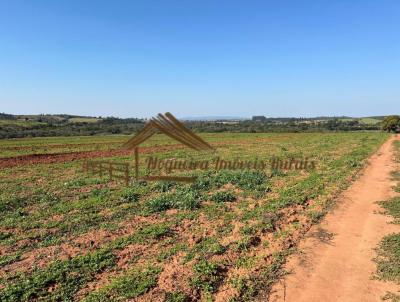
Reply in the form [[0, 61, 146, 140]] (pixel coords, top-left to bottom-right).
[[121, 112, 215, 182], [82, 113, 316, 185]]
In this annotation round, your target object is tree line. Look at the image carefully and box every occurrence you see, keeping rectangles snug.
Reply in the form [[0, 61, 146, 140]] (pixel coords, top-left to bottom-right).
[[0, 113, 399, 139]]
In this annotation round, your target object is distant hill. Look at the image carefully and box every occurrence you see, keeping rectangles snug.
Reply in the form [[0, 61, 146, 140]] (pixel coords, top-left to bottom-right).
[[0, 113, 102, 123], [181, 116, 247, 121], [0, 113, 388, 139], [0, 113, 144, 139], [251, 116, 384, 125]]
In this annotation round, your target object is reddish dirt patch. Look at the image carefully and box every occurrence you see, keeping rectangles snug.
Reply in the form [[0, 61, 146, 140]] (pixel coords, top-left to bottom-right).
[[0, 141, 122, 151], [0, 137, 287, 169], [157, 253, 195, 297], [0, 243, 81, 278], [0, 144, 183, 168], [0, 150, 129, 168], [75, 237, 169, 300], [0, 214, 161, 279]]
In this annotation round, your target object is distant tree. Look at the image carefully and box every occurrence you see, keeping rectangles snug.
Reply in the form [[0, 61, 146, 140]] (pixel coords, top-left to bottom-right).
[[0, 112, 16, 120], [252, 116, 266, 122], [382, 115, 400, 132]]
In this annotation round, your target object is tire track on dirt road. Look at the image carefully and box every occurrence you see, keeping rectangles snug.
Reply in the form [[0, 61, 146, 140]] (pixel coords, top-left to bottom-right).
[[270, 135, 400, 302]]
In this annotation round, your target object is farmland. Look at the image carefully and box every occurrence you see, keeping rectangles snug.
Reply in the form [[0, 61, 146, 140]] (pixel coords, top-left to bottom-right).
[[0, 132, 390, 301]]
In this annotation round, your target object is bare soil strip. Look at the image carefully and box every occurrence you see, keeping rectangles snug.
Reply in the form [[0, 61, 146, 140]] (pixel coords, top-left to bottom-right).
[[0, 138, 275, 168], [0, 141, 124, 151], [0, 144, 183, 168], [270, 136, 400, 302]]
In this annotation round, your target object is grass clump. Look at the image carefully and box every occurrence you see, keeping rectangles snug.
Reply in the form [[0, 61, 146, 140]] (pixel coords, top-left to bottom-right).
[[230, 276, 257, 301], [152, 181, 176, 192], [120, 188, 140, 202], [145, 187, 201, 213], [157, 243, 188, 261], [210, 191, 236, 203], [375, 233, 400, 283], [146, 194, 173, 213], [172, 187, 202, 210], [134, 223, 172, 241], [90, 188, 110, 199], [382, 292, 400, 302], [165, 292, 191, 302], [379, 197, 400, 224], [229, 251, 291, 301], [191, 170, 269, 194], [190, 171, 215, 191], [0, 249, 116, 302], [185, 237, 225, 261], [216, 170, 267, 190], [240, 224, 257, 236], [0, 231, 12, 241], [190, 259, 224, 295], [233, 236, 261, 252], [0, 195, 28, 213], [275, 173, 323, 208], [0, 252, 21, 267], [112, 223, 172, 249], [83, 266, 161, 301], [375, 188, 400, 297]]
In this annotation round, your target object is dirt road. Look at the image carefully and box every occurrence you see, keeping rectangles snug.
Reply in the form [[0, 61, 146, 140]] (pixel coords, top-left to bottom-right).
[[270, 136, 400, 302]]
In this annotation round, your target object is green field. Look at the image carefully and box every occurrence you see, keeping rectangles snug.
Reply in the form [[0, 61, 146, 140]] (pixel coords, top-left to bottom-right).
[[339, 117, 381, 125], [0, 132, 390, 301]]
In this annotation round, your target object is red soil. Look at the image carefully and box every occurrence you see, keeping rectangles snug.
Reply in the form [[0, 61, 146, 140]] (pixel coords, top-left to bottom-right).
[[0, 144, 183, 168]]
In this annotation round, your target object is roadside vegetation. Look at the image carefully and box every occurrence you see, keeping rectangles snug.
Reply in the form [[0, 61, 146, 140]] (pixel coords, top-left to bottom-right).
[[375, 140, 400, 301], [0, 132, 390, 301]]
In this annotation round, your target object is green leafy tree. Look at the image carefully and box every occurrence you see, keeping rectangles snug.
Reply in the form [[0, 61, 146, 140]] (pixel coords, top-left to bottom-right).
[[382, 115, 400, 132]]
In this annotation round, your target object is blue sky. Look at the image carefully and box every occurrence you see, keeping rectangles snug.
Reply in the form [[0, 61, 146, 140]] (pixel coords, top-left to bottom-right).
[[0, 0, 399, 118]]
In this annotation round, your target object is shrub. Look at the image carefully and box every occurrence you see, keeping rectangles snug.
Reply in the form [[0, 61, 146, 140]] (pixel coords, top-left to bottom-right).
[[382, 115, 400, 133]]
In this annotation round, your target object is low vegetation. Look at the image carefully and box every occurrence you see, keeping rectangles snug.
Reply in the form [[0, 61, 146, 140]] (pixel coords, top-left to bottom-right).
[[375, 234, 400, 283], [0, 132, 390, 300], [375, 140, 400, 301]]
